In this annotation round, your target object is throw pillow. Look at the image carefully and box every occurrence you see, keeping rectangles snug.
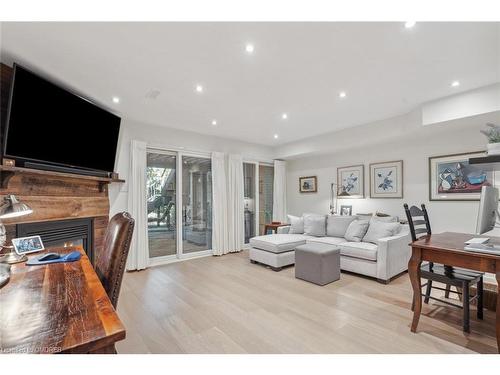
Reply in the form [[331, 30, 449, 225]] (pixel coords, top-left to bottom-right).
[[326, 215, 357, 237], [344, 220, 369, 242], [362, 219, 401, 244], [303, 214, 327, 237], [287, 215, 304, 234], [371, 215, 398, 223]]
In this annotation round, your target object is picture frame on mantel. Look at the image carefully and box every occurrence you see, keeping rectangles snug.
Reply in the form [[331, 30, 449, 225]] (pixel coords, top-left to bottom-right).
[[337, 165, 364, 199], [429, 151, 492, 201], [369, 160, 403, 198]]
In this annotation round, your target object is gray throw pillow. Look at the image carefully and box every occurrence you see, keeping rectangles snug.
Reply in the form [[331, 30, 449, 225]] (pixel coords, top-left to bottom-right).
[[344, 220, 369, 242], [287, 215, 304, 234], [372, 215, 399, 223], [363, 219, 401, 244], [303, 214, 326, 237], [326, 215, 357, 238]]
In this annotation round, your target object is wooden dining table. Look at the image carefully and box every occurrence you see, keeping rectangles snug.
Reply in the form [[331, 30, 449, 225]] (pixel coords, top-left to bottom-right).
[[0, 246, 125, 354], [409, 232, 500, 353]]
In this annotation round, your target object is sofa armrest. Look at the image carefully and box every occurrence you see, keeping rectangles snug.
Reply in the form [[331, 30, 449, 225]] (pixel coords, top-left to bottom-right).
[[376, 231, 411, 281], [277, 225, 291, 234]]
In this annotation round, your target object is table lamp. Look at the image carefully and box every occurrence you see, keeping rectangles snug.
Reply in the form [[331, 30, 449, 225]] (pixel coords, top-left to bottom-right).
[[0, 195, 33, 264]]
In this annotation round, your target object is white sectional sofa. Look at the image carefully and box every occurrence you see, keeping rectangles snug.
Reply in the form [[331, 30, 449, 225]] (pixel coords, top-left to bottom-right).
[[249, 214, 411, 283]]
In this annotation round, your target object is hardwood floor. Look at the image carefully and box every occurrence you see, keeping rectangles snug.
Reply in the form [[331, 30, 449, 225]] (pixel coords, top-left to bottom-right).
[[116, 250, 498, 353]]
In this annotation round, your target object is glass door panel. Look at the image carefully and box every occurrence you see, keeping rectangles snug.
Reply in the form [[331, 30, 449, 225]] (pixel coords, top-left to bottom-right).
[[259, 164, 274, 235], [147, 152, 177, 258], [182, 156, 212, 253], [243, 163, 256, 243]]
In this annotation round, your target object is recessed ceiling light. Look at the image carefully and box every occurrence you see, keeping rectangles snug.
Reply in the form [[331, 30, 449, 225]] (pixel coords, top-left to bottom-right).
[[339, 91, 347, 98], [451, 80, 460, 87], [245, 43, 255, 54], [195, 85, 203, 93], [274, 134, 279, 139], [281, 113, 288, 120], [112, 96, 120, 103], [404, 21, 416, 29], [211, 120, 217, 126]]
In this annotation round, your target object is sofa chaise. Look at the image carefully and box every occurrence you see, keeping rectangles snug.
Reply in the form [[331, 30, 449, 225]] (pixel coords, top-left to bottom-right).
[[249, 214, 411, 283]]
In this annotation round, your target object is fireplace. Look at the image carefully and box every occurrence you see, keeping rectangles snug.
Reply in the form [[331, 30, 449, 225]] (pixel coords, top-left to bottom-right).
[[16, 218, 94, 264]]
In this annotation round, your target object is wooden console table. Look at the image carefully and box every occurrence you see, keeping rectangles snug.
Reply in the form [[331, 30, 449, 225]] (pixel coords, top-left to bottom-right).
[[0, 246, 125, 353], [409, 232, 500, 353]]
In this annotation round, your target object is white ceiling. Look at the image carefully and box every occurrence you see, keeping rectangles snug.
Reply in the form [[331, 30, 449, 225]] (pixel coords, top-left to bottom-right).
[[1, 22, 499, 146]]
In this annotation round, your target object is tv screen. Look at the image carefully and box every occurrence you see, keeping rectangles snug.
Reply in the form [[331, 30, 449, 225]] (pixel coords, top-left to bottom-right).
[[4, 64, 121, 173]]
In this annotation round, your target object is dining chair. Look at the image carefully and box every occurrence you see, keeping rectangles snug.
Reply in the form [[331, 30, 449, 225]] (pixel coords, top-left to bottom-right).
[[404, 203, 483, 333]]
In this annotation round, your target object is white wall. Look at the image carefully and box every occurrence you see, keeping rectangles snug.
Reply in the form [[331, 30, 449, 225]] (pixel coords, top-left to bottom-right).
[[286, 110, 500, 233], [108, 119, 275, 216]]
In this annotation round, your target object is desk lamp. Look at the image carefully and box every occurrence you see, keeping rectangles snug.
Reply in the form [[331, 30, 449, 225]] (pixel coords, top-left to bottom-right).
[[0, 195, 33, 264]]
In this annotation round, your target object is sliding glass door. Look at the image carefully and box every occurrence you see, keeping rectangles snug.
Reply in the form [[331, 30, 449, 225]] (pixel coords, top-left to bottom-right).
[[146, 152, 177, 258], [147, 150, 212, 263], [181, 156, 212, 253], [243, 162, 257, 243]]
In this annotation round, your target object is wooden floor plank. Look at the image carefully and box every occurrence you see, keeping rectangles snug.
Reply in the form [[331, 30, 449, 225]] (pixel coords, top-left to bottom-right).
[[116, 250, 497, 354]]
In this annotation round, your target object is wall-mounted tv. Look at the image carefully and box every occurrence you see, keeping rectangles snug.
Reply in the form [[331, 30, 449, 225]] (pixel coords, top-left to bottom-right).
[[3, 64, 121, 175]]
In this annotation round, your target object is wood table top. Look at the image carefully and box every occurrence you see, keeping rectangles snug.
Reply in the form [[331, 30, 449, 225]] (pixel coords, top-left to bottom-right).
[[412, 232, 500, 261], [0, 246, 125, 354]]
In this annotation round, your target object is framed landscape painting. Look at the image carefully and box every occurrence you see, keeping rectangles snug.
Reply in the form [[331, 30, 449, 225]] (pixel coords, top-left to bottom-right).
[[369, 160, 403, 198], [337, 165, 364, 199], [429, 151, 492, 201]]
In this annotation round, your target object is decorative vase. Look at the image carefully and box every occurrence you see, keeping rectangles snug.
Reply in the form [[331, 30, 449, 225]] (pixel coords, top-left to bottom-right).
[[487, 142, 500, 156]]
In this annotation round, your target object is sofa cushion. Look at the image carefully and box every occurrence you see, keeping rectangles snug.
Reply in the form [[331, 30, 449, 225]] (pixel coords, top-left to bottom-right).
[[363, 219, 401, 244], [303, 214, 327, 237], [326, 215, 357, 237], [339, 242, 378, 261], [372, 215, 398, 223], [287, 215, 304, 234], [344, 219, 369, 242], [249, 234, 312, 253], [306, 236, 346, 246]]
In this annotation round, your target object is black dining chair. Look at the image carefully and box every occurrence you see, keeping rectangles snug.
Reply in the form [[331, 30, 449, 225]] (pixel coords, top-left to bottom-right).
[[404, 203, 484, 333]]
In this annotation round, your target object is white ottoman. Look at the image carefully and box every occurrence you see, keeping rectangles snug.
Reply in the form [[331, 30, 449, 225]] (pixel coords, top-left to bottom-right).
[[249, 234, 310, 271]]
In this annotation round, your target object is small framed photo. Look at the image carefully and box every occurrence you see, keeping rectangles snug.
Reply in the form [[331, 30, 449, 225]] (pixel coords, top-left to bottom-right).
[[299, 176, 317, 193], [12, 235, 45, 255], [370, 160, 404, 198], [337, 165, 364, 199], [340, 205, 352, 216]]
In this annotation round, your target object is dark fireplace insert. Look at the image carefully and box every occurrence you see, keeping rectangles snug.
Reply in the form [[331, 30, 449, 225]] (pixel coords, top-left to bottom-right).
[[16, 218, 94, 264]]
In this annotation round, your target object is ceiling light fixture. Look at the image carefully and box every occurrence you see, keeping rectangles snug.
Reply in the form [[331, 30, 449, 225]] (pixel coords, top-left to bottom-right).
[[245, 44, 255, 54], [195, 85, 203, 93], [404, 21, 416, 29], [281, 113, 288, 120], [274, 134, 279, 139], [211, 120, 217, 126], [339, 91, 347, 98], [451, 80, 460, 87], [112, 96, 120, 103]]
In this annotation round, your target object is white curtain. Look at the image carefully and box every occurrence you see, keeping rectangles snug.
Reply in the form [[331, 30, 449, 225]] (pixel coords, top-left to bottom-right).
[[211, 152, 229, 255], [126, 140, 149, 271], [272, 160, 287, 223], [227, 154, 244, 253]]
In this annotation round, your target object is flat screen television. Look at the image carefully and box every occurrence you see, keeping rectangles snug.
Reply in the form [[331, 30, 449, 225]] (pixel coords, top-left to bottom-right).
[[3, 64, 121, 175]]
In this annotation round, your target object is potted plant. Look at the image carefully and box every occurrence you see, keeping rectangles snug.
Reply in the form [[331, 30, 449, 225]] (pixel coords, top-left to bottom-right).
[[480, 123, 500, 155]]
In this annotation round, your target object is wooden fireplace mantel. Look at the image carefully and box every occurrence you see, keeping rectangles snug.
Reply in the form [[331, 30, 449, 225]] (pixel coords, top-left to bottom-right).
[[0, 165, 125, 192]]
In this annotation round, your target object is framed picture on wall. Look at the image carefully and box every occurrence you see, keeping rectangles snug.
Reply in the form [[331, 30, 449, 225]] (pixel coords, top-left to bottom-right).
[[337, 165, 364, 199], [340, 205, 352, 216], [299, 176, 317, 193], [369, 160, 403, 198], [429, 151, 492, 201]]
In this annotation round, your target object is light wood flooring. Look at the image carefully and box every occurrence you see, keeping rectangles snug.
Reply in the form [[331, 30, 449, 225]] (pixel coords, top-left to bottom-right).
[[116, 250, 498, 354]]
